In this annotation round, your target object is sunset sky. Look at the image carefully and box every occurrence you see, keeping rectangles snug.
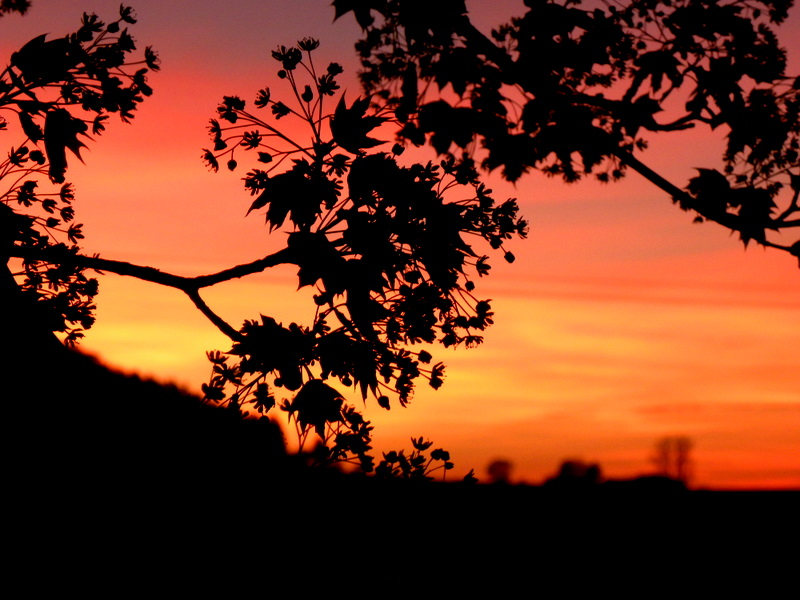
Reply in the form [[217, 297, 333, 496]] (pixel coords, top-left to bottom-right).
[[3, 0, 799, 489]]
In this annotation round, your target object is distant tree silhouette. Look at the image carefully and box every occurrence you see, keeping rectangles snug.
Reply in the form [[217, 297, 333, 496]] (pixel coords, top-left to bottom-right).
[[1, 6, 520, 479], [487, 459, 514, 484], [335, 0, 800, 262], [544, 459, 603, 489], [652, 436, 693, 485]]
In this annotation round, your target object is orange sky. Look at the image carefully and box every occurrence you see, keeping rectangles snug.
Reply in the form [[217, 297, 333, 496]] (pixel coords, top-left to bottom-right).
[[3, 1, 799, 489]]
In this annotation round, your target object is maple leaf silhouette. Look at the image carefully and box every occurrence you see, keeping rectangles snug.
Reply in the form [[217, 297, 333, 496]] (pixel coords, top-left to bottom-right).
[[330, 95, 386, 154]]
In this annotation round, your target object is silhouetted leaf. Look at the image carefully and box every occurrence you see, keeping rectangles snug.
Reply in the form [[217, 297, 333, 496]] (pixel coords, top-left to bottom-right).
[[332, 0, 386, 28], [685, 169, 731, 218], [44, 108, 88, 183], [11, 34, 77, 84], [290, 379, 344, 437], [17, 111, 42, 141], [330, 95, 386, 153]]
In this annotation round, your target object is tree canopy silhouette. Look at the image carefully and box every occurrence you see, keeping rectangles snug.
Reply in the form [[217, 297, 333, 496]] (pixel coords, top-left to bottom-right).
[[3, 1, 797, 480], [334, 0, 799, 259], [1, 5, 523, 479]]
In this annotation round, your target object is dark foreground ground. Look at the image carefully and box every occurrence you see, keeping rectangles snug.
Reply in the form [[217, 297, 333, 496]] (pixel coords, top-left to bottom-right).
[[9, 469, 796, 593], [5, 349, 797, 590]]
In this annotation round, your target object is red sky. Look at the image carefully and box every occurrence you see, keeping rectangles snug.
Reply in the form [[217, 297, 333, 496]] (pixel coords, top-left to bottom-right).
[[3, 1, 799, 489]]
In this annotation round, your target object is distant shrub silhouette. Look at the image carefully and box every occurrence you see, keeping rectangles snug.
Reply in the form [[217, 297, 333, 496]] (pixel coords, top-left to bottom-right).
[[544, 459, 603, 490], [487, 459, 514, 484]]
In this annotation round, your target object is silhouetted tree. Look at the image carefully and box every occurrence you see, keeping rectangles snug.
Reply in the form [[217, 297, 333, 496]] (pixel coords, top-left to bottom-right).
[[487, 459, 514, 484], [652, 436, 693, 485], [544, 459, 603, 489], [1, 6, 521, 479], [335, 0, 800, 261]]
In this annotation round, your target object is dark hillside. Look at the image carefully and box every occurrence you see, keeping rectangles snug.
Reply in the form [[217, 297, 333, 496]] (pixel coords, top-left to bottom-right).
[[5, 340, 286, 486]]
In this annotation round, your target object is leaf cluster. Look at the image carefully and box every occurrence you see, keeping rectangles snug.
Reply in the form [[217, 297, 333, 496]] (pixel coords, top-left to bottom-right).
[[1, 6, 157, 342], [3, 5, 158, 182], [336, 0, 800, 259], [200, 40, 526, 474], [203, 350, 466, 480], [0, 1, 30, 18], [374, 438, 456, 480]]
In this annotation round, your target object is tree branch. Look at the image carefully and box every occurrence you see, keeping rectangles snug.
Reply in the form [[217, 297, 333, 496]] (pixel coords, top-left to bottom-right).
[[184, 288, 243, 341], [190, 248, 297, 287], [613, 148, 747, 229], [453, 21, 789, 249], [11, 245, 297, 292], [9, 245, 299, 341]]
